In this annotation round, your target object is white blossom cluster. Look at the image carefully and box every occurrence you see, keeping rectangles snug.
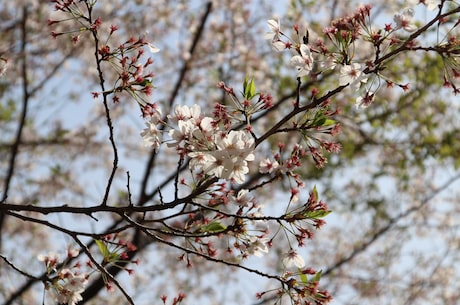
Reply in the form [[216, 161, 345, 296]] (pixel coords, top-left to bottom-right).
[[169, 105, 255, 184], [38, 250, 88, 305], [141, 104, 256, 184]]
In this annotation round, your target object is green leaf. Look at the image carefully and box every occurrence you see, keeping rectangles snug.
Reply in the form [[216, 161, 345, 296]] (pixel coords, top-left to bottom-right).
[[322, 119, 336, 126], [200, 221, 227, 233], [299, 269, 308, 284], [107, 252, 120, 262], [243, 76, 256, 99], [311, 270, 322, 283], [312, 185, 318, 201], [313, 116, 326, 127], [95, 239, 110, 258], [303, 210, 332, 219]]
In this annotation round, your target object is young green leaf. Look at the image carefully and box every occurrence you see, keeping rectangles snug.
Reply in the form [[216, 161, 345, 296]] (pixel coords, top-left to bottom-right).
[[243, 76, 257, 99], [299, 269, 308, 284], [311, 270, 322, 283], [95, 239, 110, 258], [200, 221, 227, 233], [303, 210, 332, 219], [312, 185, 318, 201]]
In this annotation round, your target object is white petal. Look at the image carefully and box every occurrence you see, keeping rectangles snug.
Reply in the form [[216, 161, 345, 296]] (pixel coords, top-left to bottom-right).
[[148, 43, 160, 53]]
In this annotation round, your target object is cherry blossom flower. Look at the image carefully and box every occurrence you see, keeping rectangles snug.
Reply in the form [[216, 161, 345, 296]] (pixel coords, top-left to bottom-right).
[[290, 44, 314, 77], [168, 119, 197, 147], [259, 158, 279, 174], [394, 8, 418, 32], [204, 150, 250, 184], [232, 189, 254, 207], [50, 269, 88, 305], [140, 115, 162, 150], [168, 104, 201, 124], [192, 116, 214, 145], [320, 55, 337, 71], [245, 236, 269, 257], [282, 249, 305, 268], [265, 18, 286, 51], [38, 252, 61, 271], [188, 151, 215, 171], [188, 130, 255, 184], [142, 102, 162, 118], [265, 18, 281, 41], [355, 91, 375, 108], [339, 63, 367, 91], [66, 247, 79, 258]]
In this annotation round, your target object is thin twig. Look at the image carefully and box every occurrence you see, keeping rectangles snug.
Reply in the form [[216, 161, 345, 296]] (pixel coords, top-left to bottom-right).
[[0, 254, 42, 281]]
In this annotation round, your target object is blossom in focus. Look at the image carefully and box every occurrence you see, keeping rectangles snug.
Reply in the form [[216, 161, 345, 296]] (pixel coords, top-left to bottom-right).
[[188, 130, 255, 184], [282, 249, 305, 268], [394, 8, 417, 32], [290, 44, 314, 77], [168, 104, 201, 124], [168, 119, 197, 147], [50, 269, 88, 305], [339, 63, 367, 91]]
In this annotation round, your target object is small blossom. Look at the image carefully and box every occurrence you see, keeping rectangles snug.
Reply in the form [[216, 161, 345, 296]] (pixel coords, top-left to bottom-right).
[[320, 55, 337, 71], [140, 116, 162, 150], [109, 24, 119, 34], [67, 247, 79, 258], [355, 91, 374, 108], [50, 269, 88, 305], [245, 236, 269, 257], [290, 44, 314, 77], [188, 130, 254, 184], [394, 8, 417, 32], [168, 104, 201, 124], [259, 158, 279, 174], [339, 63, 367, 91], [265, 18, 281, 41], [232, 189, 254, 207], [168, 119, 197, 147], [265, 18, 285, 51], [282, 249, 305, 268], [38, 252, 60, 270]]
